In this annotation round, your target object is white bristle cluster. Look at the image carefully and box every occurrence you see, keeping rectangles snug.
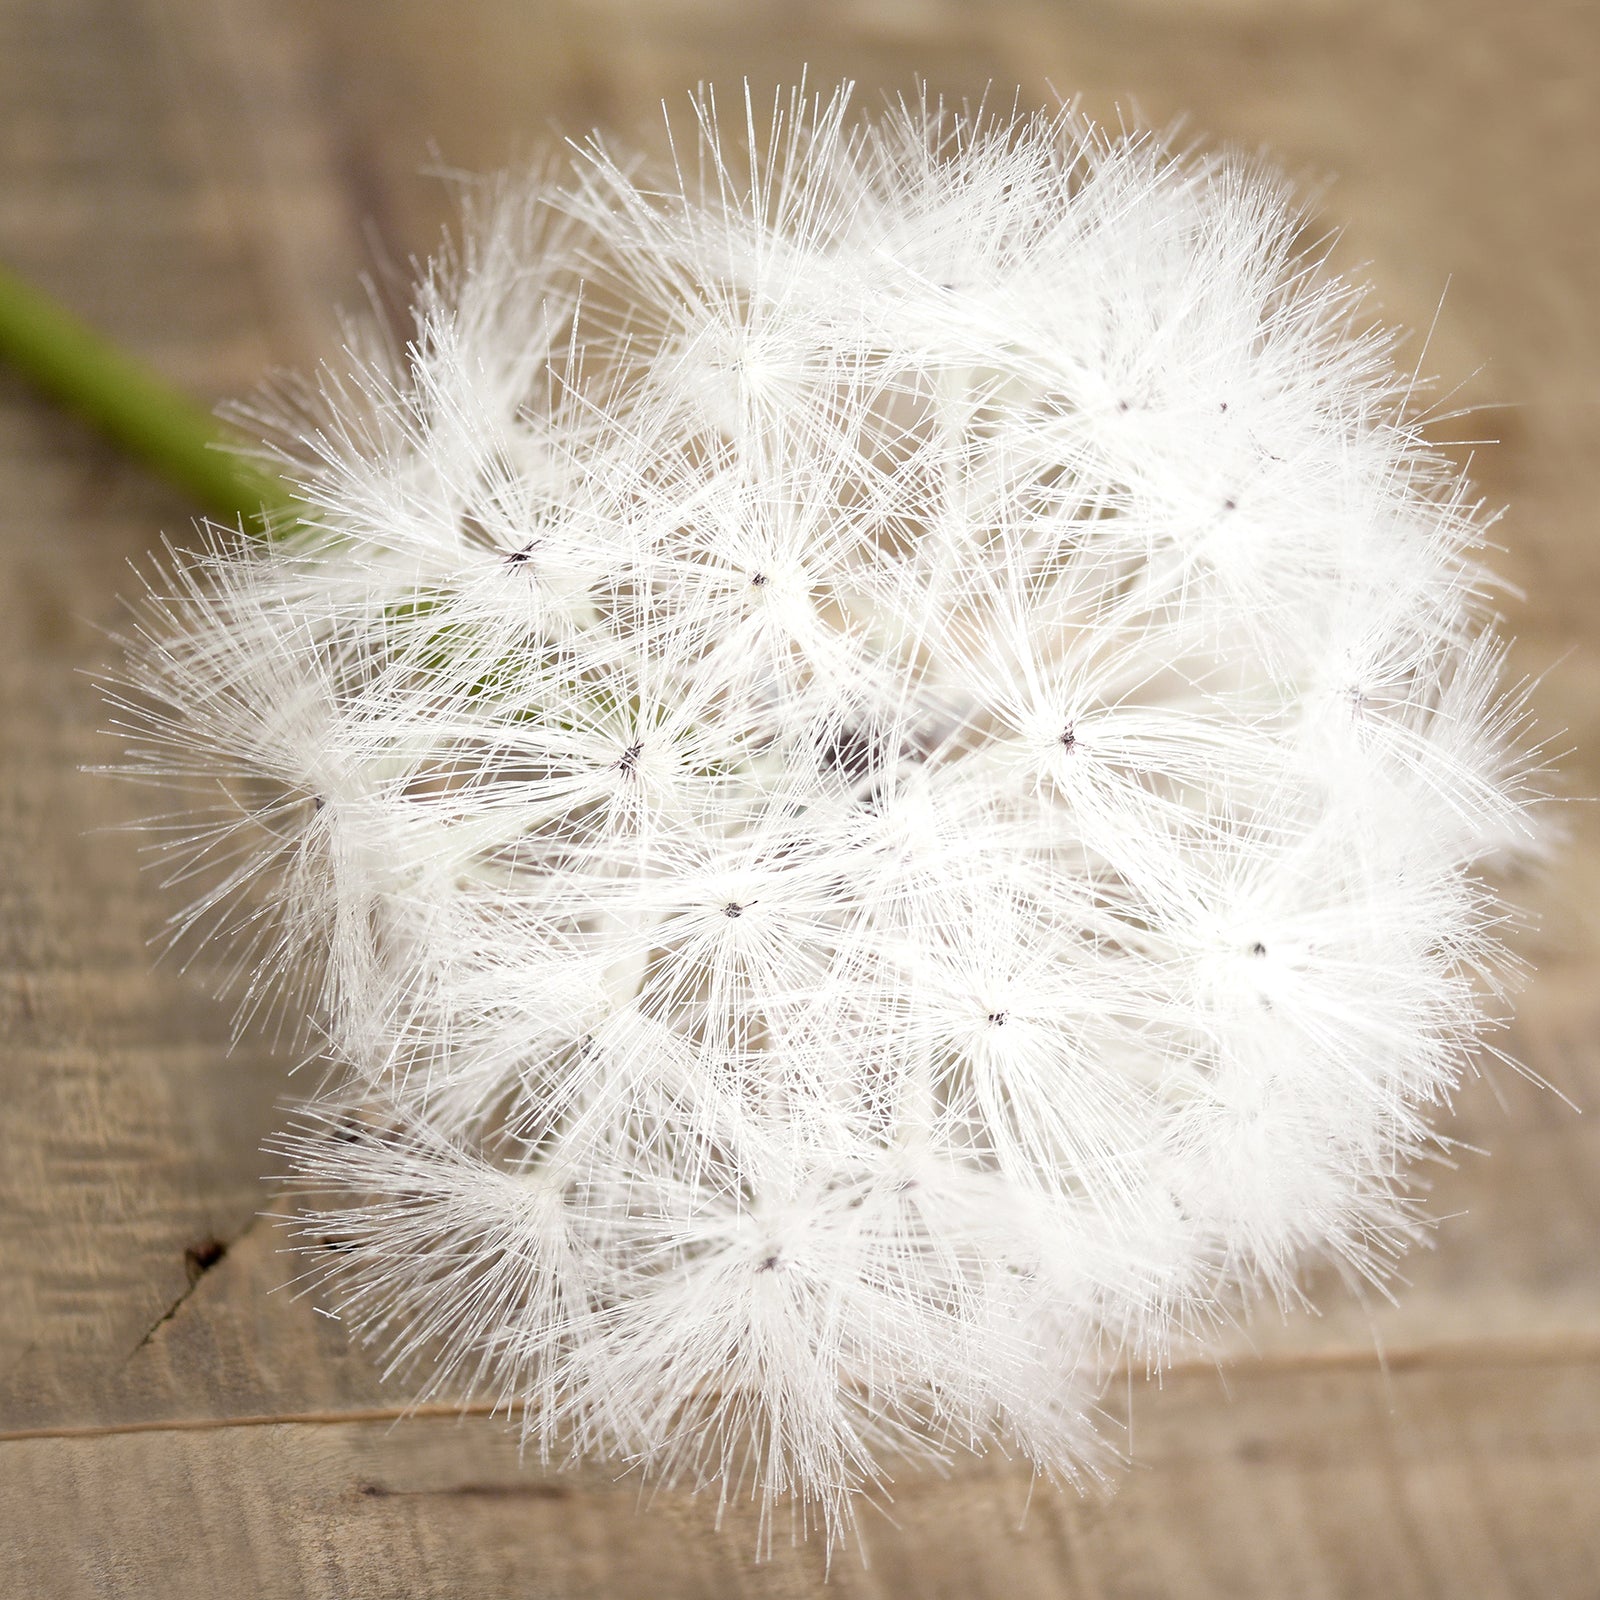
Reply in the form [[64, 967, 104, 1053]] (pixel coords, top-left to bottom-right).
[[106, 85, 1540, 1546]]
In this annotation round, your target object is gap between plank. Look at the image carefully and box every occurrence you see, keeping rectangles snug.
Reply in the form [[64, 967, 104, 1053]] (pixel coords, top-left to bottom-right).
[[2, 1329, 1597, 1445]]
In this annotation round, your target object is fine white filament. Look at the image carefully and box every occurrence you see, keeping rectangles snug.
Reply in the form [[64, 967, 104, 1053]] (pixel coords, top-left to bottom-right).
[[106, 85, 1542, 1549]]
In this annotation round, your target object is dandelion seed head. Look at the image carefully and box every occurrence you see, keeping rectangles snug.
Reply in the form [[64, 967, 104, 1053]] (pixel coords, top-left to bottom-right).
[[106, 82, 1547, 1550]]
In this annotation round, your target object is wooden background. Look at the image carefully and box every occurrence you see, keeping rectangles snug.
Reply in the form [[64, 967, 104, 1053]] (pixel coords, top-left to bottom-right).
[[2, 2, 1597, 1594]]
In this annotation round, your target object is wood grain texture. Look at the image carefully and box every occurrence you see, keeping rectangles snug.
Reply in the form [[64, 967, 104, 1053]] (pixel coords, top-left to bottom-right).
[[1, 1, 1596, 1594]]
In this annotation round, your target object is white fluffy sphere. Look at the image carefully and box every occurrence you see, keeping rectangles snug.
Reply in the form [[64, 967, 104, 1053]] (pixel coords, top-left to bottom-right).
[[108, 84, 1541, 1546]]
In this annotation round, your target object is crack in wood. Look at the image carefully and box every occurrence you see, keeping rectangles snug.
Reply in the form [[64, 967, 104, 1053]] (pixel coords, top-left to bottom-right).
[[357, 1480, 572, 1501], [126, 1213, 261, 1359]]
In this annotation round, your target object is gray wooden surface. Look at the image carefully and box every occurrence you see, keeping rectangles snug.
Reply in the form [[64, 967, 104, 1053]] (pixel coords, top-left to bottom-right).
[[2, 2, 1597, 1594]]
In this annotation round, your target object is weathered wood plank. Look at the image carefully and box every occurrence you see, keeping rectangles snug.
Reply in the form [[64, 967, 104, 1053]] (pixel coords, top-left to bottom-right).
[[0, 0, 1596, 1593], [0, 0, 362, 1437], [6, 1352, 1598, 1598]]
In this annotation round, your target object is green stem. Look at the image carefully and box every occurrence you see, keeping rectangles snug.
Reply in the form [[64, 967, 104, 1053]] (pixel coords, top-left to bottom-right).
[[0, 260, 299, 535]]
